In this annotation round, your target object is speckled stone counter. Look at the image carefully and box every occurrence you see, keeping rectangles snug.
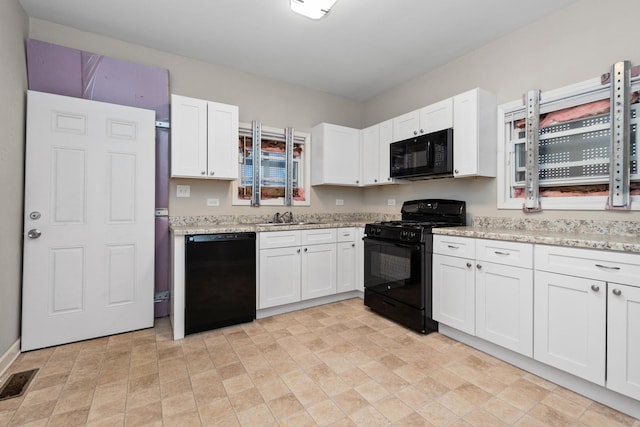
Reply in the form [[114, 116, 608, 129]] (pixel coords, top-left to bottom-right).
[[169, 212, 398, 236], [433, 217, 640, 253]]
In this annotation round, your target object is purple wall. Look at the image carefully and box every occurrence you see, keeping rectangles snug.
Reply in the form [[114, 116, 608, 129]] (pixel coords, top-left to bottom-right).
[[27, 39, 171, 318]]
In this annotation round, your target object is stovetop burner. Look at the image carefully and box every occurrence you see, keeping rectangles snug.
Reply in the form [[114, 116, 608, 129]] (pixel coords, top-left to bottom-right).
[[365, 199, 466, 243]]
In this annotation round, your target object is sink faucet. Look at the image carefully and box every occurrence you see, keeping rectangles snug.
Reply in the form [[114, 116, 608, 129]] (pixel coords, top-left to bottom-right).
[[273, 211, 293, 223]]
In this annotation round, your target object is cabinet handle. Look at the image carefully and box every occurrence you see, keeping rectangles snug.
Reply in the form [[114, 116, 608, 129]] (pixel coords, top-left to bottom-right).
[[209, 171, 215, 176], [352, 243, 355, 247], [419, 129, 424, 134], [356, 180, 359, 184], [612, 288, 622, 296], [297, 249, 300, 253], [595, 264, 620, 270], [494, 251, 510, 256], [591, 284, 600, 292], [466, 262, 472, 268], [476, 264, 482, 269], [454, 169, 459, 174], [201, 171, 206, 175], [447, 245, 459, 250], [304, 248, 308, 252], [374, 179, 378, 183], [413, 130, 418, 135]]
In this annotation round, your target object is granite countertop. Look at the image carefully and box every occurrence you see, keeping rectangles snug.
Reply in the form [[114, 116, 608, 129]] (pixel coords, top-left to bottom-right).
[[433, 218, 640, 254], [170, 220, 371, 236]]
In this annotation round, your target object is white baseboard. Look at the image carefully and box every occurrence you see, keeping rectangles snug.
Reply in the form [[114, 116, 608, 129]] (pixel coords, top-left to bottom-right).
[[0, 339, 21, 379], [257, 291, 361, 319]]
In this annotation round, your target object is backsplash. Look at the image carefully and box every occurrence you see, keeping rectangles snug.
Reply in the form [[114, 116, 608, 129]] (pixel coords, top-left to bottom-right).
[[169, 212, 400, 227], [472, 217, 640, 236]]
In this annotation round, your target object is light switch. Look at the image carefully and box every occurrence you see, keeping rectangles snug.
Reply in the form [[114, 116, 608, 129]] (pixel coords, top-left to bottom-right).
[[207, 198, 220, 206], [388, 199, 396, 206], [176, 185, 190, 198], [336, 199, 344, 206]]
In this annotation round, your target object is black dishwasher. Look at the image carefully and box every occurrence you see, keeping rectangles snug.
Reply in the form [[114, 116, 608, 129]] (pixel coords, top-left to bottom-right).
[[185, 233, 256, 335]]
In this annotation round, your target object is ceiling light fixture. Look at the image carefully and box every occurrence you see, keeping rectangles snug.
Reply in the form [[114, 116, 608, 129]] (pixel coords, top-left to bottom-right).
[[290, 0, 338, 20]]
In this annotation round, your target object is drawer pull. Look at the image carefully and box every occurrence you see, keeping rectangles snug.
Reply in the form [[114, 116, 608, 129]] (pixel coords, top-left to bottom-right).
[[476, 264, 482, 269], [447, 245, 460, 250], [494, 251, 510, 256], [612, 288, 622, 296], [595, 264, 621, 270], [591, 284, 600, 292], [466, 262, 472, 268]]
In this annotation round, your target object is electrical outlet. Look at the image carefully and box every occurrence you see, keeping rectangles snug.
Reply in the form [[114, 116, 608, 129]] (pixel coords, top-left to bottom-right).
[[336, 199, 344, 206], [176, 185, 190, 198], [207, 198, 220, 206], [388, 199, 396, 206]]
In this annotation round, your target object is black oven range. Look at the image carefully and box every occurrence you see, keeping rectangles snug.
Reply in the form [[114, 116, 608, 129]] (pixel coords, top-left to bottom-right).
[[363, 199, 466, 334]]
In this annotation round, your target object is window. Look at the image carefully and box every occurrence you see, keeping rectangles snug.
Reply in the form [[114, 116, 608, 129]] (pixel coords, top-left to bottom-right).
[[233, 123, 310, 206], [497, 73, 640, 211]]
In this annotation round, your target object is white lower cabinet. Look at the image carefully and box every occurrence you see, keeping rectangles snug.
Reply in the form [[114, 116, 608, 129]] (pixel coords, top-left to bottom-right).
[[259, 227, 358, 310], [259, 246, 302, 309], [302, 243, 336, 300], [433, 253, 476, 335], [433, 235, 533, 356], [336, 227, 357, 293], [607, 283, 640, 400], [476, 261, 533, 357], [533, 271, 606, 385]]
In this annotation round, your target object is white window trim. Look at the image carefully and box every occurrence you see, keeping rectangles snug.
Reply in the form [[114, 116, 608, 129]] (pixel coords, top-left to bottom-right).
[[233, 122, 311, 207], [497, 76, 639, 211]]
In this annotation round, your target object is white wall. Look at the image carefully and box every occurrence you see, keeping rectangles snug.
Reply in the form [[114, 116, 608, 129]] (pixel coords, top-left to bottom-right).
[[0, 0, 28, 357], [362, 0, 640, 221], [28, 18, 366, 217]]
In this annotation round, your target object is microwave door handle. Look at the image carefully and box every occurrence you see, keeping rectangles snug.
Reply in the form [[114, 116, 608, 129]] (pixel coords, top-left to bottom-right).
[[427, 139, 434, 168]]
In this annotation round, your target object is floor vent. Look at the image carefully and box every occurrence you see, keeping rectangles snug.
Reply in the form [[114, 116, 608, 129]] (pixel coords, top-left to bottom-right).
[[0, 369, 38, 401]]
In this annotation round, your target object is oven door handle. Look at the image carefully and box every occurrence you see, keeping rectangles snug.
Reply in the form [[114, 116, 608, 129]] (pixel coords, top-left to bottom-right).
[[364, 237, 422, 251]]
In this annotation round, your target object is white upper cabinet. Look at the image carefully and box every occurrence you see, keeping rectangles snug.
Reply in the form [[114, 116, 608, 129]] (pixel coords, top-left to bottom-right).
[[171, 94, 238, 179], [419, 98, 453, 134], [360, 119, 394, 186], [311, 123, 361, 186], [392, 98, 453, 142], [452, 88, 496, 178]]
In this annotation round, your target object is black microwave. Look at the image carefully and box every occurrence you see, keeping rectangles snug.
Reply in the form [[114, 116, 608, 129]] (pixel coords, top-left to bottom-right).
[[390, 128, 453, 180]]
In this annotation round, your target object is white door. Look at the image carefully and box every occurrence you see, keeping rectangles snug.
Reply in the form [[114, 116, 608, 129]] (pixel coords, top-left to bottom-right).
[[361, 124, 380, 186], [170, 94, 207, 178], [22, 91, 155, 351], [206, 101, 239, 180], [336, 241, 356, 293]]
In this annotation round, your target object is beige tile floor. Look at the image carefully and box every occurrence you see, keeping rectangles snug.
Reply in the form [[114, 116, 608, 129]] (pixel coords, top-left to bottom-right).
[[0, 298, 638, 426]]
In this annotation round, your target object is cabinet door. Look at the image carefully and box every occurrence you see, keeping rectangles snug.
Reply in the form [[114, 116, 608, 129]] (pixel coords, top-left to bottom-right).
[[453, 88, 496, 178], [206, 101, 239, 179], [607, 283, 640, 400], [311, 124, 360, 185], [259, 247, 301, 309], [361, 124, 380, 186], [356, 227, 365, 292], [476, 262, 533, 357], [337, 241, 357, 293], [301, 243, 337, 300], [378, 120, 393, 184], [533, 271, 606, 385], [419, 98, 453, 134], [432, 254, 475, 335], [452, 89, 479, 177], [171, 94, 208, 178], [392, 110, 420, 141]]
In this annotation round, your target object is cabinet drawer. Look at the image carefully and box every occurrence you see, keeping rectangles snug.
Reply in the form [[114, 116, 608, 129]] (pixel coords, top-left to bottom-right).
[[301, 228, 337, 245], [433, 235, 475, 258], [476, 239, 533, 269], [535, 245, 640, 286], [337, 227, 356, 242], [259, 230, 301, 249]]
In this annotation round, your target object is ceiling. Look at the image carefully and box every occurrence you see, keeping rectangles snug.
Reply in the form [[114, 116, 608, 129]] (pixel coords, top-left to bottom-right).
[[19, 0, 575, 101]]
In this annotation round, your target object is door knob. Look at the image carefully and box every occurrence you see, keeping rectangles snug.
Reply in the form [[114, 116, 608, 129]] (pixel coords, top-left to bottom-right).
[[27, 229, 42, 239]]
